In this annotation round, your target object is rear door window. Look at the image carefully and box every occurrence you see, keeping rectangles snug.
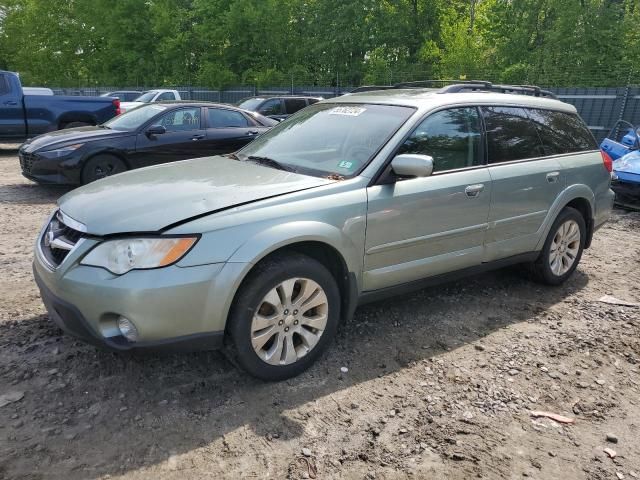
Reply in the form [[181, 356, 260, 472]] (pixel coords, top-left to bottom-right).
[[525, 108, 598, 154], [157, 92, 176, 101], [399, 107, 483, 172], [0, 75, 9, 95], [258, 99, 284, 116], [208, 108, 250, 128], [481, 106, 546, 163], [284, 98, 308, 114]]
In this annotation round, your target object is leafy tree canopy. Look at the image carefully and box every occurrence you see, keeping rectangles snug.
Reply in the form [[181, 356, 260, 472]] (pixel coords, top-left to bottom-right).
[[0, 0, 636, 87]]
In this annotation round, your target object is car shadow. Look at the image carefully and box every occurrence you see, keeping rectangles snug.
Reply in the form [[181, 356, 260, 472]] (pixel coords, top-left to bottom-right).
[[0, 265, 589, 479]]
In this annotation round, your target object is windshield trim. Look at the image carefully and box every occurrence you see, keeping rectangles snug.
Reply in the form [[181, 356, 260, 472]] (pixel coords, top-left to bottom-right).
[[236, 102, 417, 179]]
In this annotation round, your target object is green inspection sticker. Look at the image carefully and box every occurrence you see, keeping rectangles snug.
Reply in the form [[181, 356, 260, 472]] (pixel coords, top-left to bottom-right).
[[337, 160, 354, 169]]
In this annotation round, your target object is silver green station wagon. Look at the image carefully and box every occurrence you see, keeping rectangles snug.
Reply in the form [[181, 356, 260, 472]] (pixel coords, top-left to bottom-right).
[[33, 83, 614, 380]]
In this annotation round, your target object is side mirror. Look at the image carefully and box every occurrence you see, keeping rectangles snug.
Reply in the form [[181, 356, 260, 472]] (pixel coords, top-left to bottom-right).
[[391, 154, 434, 178], [146, 124, 166, 137]]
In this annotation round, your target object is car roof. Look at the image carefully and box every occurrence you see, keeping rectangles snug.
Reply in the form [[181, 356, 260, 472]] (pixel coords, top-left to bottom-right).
[[154, 100, 246, 109], [328, 88, 577, 114], [241, 95, 323, 101]]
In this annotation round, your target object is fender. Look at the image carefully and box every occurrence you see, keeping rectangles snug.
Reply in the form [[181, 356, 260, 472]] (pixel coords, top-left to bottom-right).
[[228, 220, 364, 280], [534, 184, 594, 251]]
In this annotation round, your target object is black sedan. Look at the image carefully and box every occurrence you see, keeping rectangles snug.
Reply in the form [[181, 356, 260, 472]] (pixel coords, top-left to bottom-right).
[[18, 102, 277, 185]]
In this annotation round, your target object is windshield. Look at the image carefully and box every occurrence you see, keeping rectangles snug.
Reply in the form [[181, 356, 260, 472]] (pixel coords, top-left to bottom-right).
[[237, 103, 414, 178], [133, 91, 157, 102], [237, 98, 265, 111], [103, 104, 167, 131]]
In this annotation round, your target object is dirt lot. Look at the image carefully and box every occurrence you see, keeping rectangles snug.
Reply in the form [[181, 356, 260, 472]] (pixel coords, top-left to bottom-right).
[[0, 146, 639, 480]]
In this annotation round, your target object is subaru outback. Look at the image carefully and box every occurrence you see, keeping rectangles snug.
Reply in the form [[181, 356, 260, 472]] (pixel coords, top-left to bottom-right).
[[33, 82, 614, 380]]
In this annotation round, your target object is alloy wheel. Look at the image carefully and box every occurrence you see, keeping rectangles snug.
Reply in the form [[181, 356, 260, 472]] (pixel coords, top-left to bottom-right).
[[549, 219, 581, 276], [250, 277, 329, 366]]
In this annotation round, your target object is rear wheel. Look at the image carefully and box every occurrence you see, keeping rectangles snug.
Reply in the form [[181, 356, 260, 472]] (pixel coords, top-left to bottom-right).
[[81, 154, 127, 184], [528, 207, 586, 285], [228, 252, 341, 381]]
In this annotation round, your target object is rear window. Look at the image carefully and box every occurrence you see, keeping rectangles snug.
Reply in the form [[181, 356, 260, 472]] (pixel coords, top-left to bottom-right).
[[481, 106, 546, 163], [525, 108, 598, 154]]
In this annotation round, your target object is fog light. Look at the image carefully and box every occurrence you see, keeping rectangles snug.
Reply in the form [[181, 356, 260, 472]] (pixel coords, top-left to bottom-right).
[[117, 316, 139, 342]]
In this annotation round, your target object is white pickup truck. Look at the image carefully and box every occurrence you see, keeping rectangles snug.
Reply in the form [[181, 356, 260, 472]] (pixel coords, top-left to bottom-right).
[[119, 89, 182, 113]]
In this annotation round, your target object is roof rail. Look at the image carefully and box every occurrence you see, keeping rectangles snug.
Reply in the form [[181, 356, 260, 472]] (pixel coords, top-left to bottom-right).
[[348, 80, 558, 99], [348, 85, 395, 93], [438, 82, 558, 99]]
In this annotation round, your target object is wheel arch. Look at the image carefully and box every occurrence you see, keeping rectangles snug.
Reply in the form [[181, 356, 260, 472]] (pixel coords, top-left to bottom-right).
[[227, 238, 360, 329], [536, 185, 595, 251], [57, 113, 98, 129]]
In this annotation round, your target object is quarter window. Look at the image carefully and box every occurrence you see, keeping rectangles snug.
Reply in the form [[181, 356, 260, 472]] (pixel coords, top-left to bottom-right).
[[398, 107, 482, 172], [526, 108, 598, 154], [158, 107, 201, 131], [482, 107, 546, 163], [284, 98, 308, 114], [208, 108, 250, 128]]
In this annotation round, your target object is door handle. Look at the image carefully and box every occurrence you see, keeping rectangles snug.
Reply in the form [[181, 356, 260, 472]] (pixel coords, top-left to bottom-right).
[[546, 171, 560, 183], [247, 130, 259, 135], [191, 134, 205, 141], [465, 184, 484, 198], [3, 100, 17, 106]]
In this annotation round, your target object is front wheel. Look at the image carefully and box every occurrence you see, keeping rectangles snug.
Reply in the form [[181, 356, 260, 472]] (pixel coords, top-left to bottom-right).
[[528, 206, 586, 285], [228, 252, 341, 381], [81, 154, 127, 184]]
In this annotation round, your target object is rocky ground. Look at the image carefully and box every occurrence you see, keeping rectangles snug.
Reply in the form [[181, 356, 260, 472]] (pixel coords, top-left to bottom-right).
[[0, 146, 639, 480]]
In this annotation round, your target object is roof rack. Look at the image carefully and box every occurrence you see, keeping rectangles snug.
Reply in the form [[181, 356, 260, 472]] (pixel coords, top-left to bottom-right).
[[438, 82, 558, 99], [349, 79, 557, 99]]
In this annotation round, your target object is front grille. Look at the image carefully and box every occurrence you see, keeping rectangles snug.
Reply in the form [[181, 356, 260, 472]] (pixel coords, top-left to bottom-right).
[[40, 212, 84, 268], [19, 151, 35, 174]]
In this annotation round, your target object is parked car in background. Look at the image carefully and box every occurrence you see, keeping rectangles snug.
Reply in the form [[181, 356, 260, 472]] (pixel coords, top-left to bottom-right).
[[0, 70, 120, 142], [22, 87, 54, 96], [32, 83, 613, 381], [19, 102, 276, 184], [237, 95, 322, 121], [100, 90, 143, 102], [120, 89, 182, 113]]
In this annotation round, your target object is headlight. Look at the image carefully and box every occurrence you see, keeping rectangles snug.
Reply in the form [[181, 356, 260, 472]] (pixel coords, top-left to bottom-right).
[[39, 143, 84, 159], [81, 237, 198, 275]]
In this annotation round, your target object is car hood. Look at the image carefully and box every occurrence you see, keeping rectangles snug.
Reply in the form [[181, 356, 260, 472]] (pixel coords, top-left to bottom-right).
[[613, 150, 640, 174], [58, 156, 336, 235], [21, 126, 129, 153]]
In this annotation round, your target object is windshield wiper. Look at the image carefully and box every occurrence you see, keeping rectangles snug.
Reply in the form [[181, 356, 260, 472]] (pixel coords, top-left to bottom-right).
[[224, 152, 240, 160], [245, 155, 293, 172]]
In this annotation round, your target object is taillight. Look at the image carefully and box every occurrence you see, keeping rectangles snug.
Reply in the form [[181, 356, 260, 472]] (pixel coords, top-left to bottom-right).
[[601, 150, 613, 173], [112, 98, 121, 116]]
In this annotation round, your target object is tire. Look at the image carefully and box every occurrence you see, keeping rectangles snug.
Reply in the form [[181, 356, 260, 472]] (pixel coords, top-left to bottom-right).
[[528, 206, 586, 285], [63, 121, 92, 129], [228, 252, 341, 381], [81, 154, 127, 184]]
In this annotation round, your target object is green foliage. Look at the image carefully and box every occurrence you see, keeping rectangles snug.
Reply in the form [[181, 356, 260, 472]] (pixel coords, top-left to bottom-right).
[[0, 0, 635, 87]]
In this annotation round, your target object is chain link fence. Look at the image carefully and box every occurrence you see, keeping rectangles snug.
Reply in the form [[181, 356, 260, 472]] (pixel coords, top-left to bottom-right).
[[47, 75, 640, 142]]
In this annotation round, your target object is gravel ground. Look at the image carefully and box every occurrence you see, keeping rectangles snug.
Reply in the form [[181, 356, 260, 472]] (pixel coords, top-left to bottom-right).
[[0, 145, 639, 480]]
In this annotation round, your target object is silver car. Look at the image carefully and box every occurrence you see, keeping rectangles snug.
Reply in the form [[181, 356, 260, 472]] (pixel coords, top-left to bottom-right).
[[33, 83, 615, 380]]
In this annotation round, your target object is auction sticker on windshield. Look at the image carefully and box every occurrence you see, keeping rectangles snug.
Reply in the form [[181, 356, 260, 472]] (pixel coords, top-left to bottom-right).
[[329, 106, 366, 116]]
